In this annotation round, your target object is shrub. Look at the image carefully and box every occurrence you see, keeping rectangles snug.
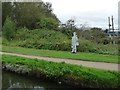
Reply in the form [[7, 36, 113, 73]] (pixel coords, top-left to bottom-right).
[[2, 17, 16, 40], [2, 28, 118, 55], [13, 28, 71, 51]]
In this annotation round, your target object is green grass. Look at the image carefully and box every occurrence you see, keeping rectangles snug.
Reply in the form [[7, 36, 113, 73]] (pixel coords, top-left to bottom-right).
[[2, 45, 119, 63], [2, 28, 118, 55], [2, 54, 120, 88]]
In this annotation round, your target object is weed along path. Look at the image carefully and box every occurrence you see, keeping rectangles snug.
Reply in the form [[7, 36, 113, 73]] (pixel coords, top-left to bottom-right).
[[1, 52, 119, 71]]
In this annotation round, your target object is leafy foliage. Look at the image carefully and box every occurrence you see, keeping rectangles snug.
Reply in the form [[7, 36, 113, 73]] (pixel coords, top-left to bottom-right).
[[2, 17, 16, 40], [13, 28, 71, 51], [36, 17, 59, 30], [2, 2, 60, 30], [2, 2, 118, 55], [3, 27, 118, 55], [2, 2, 13, 26], [2, 55, 120, 88]]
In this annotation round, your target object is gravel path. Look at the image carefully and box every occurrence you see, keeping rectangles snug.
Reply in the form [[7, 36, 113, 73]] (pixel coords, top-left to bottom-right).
[[1, 52, 119, 71]]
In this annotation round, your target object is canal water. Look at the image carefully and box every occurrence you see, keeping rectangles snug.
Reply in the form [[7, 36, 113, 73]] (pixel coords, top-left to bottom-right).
[[2, 70, 74, 90]]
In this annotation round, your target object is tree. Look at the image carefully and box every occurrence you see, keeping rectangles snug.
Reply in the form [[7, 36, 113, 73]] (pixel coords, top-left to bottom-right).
[[90, 27, 106, 43], [36, 17, 59, 30], [2, 2, 60, 30], [58, 19, 77, 36], [66, 19, 76, 30], [79, 22, 90, 31], [12, 2, 42, 29], [44, 2, 53, 13], [2, 2, 13, 26], [3, 17, 16, 40], [90, 27, 105, 38]]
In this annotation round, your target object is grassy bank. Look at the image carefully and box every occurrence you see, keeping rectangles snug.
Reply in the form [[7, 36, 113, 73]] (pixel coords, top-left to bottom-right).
[[2, 46, 119, 63], [2, 28, 118, 55], [2, 54, 120, 88]]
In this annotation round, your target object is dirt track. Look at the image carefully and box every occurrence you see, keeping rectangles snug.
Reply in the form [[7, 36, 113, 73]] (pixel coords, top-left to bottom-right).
[[1, 52, 119, 71]]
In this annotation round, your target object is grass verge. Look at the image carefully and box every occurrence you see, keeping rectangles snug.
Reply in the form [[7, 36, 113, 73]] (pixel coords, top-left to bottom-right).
[[2, 46, 119, 63], [2, 54, 120, 88]]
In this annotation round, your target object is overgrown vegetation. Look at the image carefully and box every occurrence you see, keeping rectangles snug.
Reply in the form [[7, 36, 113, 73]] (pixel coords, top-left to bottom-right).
[[2, 46, 119, 63], [2, 28, 118, 55], [2, 28, 71, 51], [2, 1, 119, 89], [2, 1, 119, 55], [2, 2, 59, 30], [2, 55, 120, 88], [2, 17, 16, 40]]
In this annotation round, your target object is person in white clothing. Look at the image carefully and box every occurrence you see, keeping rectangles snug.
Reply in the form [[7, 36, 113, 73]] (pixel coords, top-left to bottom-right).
[[71, 32, 79, 53]]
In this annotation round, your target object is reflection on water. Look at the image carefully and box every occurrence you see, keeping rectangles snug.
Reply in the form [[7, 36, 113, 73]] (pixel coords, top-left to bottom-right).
[[2, 70, 72, 90]]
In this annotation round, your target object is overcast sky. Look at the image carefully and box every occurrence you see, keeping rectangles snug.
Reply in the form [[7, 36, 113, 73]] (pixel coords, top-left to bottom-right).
[[43, 0, 119, 29]]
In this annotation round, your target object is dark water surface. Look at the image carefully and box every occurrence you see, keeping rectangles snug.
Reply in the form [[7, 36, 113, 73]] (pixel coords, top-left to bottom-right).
[[2, 70, 74, 90]]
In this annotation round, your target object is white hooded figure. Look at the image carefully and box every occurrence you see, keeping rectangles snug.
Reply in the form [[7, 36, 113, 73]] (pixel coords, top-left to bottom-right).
[[71, 32, 79, 53]]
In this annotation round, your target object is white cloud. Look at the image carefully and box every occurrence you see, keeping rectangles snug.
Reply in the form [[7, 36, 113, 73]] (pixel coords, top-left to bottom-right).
[[43, 0, 119, 29]]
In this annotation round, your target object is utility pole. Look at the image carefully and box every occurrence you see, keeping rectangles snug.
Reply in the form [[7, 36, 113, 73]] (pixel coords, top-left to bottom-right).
[[108, 17, 111, 32], [108, 16, 115, 44], [108, 16, 115, 32], [111, 16, 114, 33]]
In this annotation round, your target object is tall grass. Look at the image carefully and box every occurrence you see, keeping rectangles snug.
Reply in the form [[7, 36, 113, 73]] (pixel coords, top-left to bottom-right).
[[2, 28, 118, 55], [2, 55, 120, 88]]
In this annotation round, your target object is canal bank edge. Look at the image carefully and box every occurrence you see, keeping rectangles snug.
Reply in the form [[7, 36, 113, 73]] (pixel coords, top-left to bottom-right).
[[2, 63, 89, 88], [2, 61, 120, 88]]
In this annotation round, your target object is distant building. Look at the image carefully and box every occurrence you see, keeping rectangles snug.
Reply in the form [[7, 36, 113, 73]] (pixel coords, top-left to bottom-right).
[[118, 1, 120, 30], [108, 31, 120, 36]]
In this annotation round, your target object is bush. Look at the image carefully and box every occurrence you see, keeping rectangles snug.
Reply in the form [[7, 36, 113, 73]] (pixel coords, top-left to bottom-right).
[[13, 28, 71, 51], [2, 37, 10, 46], [2, 28, 118, 55], [2, 17, 16, 40]]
